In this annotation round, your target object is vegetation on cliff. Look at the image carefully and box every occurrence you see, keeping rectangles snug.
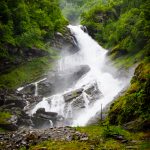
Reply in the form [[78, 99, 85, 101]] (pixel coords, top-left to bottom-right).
[[0, 0, 68, 89], [81, 0, 150, 68], [108, 60, 150, 130]]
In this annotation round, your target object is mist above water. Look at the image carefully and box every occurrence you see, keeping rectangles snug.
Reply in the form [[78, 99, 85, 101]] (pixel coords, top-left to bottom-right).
[[31, 25, 132, 127]]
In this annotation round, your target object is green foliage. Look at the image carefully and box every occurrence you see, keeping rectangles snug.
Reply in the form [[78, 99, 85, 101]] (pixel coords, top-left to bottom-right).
[[0, 0, 68, 60], [81, 0, 150, 67], [0, 0, 68, 89], [29, 140, 91, 150]]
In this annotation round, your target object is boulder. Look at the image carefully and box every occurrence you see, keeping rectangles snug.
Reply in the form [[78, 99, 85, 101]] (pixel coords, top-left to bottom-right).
[[4, 99, 26, 109], [38, 81, 54, 97], [63, 88, 83, 102], [84, 82, 102, 103], [35, 108, 58, 118], [32, 108, 58, 128], [71, 95, 85, 110], [31, 116, 53, 129], [19, 84, 35, 95]]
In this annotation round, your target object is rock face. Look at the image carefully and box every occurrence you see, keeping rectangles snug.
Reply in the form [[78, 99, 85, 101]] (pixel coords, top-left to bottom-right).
[[17, 65, 90, 97], [0, 89, 34, 131], [63, 82, 102, 105], [62, 82, 102, 120], [51, 29, 79, 54], [38, 81, 53, 97]]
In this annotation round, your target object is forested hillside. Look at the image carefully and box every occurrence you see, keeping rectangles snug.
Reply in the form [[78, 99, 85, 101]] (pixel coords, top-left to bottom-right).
[[81, 0, 150, 130], [81, 0, 150, 67], [0, 0, 68, 89]]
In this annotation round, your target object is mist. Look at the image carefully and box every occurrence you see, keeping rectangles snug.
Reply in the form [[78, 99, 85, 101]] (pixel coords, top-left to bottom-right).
[[29, 25, 134, 127]]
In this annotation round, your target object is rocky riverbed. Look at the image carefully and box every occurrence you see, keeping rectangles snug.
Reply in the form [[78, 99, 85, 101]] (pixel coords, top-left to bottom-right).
[[0, 126, 88, 150]]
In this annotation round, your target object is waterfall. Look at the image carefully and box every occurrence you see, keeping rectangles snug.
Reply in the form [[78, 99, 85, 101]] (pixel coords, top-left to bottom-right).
[[31, 25, 130, 127]]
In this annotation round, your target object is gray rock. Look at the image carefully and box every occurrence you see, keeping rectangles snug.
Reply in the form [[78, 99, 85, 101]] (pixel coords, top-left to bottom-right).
[[19, 84, 35, 96], [63, 88, 83, 102], [38, 81, 53, 97], [32, 108, 58, 128], [84, 82, 102, 104]]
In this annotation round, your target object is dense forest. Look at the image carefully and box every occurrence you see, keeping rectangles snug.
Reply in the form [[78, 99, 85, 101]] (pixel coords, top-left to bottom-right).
[[0, 0, 68, 88], [0, 0, 150, 149], [81, 0, 150, 67]]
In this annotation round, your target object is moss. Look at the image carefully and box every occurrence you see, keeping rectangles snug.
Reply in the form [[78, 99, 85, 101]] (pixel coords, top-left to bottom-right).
[[108, 61, 150, 130], [0, 112, 12, 124], [0, 56, 54, 89]]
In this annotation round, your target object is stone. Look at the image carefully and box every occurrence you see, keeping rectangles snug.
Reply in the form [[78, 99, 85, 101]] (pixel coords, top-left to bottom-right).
[[4, 99, 26, 109], [80, 137, 88, 141], [38, 80, 53, 97], [63, 88, 83, 102], [84, 82, 102, 103], [19, 84, 35, 95], [32, 108, 58, 129]]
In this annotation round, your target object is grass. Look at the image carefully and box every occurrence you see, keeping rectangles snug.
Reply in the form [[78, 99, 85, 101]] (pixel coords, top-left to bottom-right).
[[29, 141, 91, 150], [0, 56, 54, 89], [25, 125, 146, 150]]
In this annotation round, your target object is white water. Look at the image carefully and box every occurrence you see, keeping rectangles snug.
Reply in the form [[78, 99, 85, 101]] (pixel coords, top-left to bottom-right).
[[31, 25, 130, 126]]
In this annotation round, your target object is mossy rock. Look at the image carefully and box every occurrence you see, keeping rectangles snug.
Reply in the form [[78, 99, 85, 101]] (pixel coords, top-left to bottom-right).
[[108, 61, 150, 131]]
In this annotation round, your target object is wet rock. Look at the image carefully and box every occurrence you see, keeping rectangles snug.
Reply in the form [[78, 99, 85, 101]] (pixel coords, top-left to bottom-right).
[[31, 116, 52, 129], [84, 82, 102, 103], [38, 81, 53, 97], [51, 28, 79, 54], [4, 99, 26, 109], [32, 108, 58, 129], [35, 108, 58, 118], [63, 88, 83, 102], [19, 84, 35, 95], [71, 94, 85, 109]]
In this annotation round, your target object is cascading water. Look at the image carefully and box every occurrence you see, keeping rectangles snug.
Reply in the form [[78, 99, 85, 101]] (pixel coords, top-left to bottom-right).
[[30, 25, 130, 127]]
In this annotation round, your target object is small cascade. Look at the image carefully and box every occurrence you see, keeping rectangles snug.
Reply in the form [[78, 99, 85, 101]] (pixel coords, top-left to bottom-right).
[[49, 120, 54, 128], [82, 92, 90, 108]]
